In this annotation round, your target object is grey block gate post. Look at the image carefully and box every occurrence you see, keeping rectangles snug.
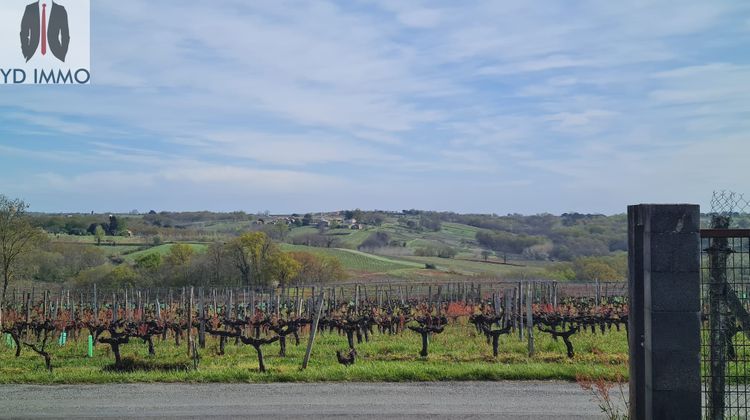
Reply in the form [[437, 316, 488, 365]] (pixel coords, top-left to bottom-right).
[[628, 204, 701, 420]]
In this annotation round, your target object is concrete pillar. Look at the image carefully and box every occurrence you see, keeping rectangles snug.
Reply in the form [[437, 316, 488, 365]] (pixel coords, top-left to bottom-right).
[[628, 204, 701, 420]]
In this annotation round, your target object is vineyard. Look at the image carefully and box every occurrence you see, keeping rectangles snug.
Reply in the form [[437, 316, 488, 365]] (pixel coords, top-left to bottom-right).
[[0, 281, 629, 383]]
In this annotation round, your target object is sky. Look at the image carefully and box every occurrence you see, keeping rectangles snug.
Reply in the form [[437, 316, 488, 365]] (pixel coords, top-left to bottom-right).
[[1, 0, 749, 215]]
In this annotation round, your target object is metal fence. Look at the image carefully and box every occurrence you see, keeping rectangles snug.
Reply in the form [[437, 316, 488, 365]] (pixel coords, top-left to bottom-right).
[[701, 227, 750, 419]]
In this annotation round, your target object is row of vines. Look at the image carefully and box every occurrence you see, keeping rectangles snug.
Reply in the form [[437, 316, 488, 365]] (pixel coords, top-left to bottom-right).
[[0, 281, 628, 374]]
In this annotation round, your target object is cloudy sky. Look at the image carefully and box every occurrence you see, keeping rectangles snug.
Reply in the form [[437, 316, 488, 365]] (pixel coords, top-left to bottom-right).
[[1, 0, 749, 214]]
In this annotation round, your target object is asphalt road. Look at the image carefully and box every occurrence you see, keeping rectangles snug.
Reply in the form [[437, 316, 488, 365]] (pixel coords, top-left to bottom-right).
[[0, 381, 614, 419]]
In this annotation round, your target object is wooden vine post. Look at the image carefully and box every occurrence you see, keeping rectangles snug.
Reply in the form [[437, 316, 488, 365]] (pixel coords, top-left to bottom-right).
[[199, 288, 206, 349], [302, 291, 325, 370], [187, 286, 193, 358], [526, 282, 534, 357]]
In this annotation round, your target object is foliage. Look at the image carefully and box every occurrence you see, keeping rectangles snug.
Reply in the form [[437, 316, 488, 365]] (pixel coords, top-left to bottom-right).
[[343, 209, 364, 221], [261, 223, 289, 241], [107, 215, 120, 236], [419, 214, 442, 232], [0, 195, 45, 304], [31, 243, 106, 283], [14, 207, 640, 286], [443, 212, 627, 261], [414, 245, 457, 259], [197, 242, 234, 286], [291, 233, 339, 248], [358, 232, 390, 250], [227, 232, 275, 287], [267, 252, 302, 286], [544, 263, 577, 281], [165, 244, 194, 266], [476, 231, 545, 255], [33, 214, 100, 236], [572, 255, 627, 281], [134, 252, 162, 271], [225, 233, 333, 287], [94, 225, 105, 245], [142, 211, 252, 228], [289, 251, 347, 283], [71, 265, 114, 288], [359, 211, 386, 226], [108, 265, 140, 288]]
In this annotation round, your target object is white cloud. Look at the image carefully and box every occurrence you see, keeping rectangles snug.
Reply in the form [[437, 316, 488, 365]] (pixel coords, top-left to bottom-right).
[[0, 144, 82, 163], [545, 110, 618, 129], [650, 63, 750, 105], [1, 0, 748, 214], [5, 113, 93, 136], [15, 162, 350, 210], [477, 55, 597, 76], [198, 131, 400, 166]]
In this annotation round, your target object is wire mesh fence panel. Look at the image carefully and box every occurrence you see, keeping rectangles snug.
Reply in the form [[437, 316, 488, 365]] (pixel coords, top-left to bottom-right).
[[711, 191, 750, 219], [701, 228, 750, 420]]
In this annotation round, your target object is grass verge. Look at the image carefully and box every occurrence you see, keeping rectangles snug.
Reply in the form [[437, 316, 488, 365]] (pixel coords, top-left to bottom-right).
[[0, 323, 628, 384]]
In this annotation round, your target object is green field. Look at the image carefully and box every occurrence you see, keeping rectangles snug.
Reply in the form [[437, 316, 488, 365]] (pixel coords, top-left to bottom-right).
[[440, 223, 486, 241], [330, 229, 375, 248], [278, 221, 558, 280], [184, 220, 255, 233], [96, 245, 145, 257], [35, 210, 631, 284], [50, 234, 147, 245], [123, 244, 209, 262], [46, 217, 576, 283], [278, 241, 552, 280], [0, 323, 628, 384], [287, 226, 320, 238], [287, 222, 486, 255], [280, 244, 423, 273], [399, 256, 551, 277]]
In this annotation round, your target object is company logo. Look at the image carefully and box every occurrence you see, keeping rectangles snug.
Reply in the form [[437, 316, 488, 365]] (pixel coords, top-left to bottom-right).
[[1, 0, 90, 85], [21, 1, 71, 63]]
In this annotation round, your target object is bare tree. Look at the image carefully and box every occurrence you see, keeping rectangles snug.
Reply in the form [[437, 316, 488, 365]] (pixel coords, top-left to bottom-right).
[[0, 195, 45, 323], [207, 242, 226, 285], [227, 239, 252, 287]]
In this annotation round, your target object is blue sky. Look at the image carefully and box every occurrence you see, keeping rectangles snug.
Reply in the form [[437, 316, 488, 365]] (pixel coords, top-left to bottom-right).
[[1, 0, 749, 214]]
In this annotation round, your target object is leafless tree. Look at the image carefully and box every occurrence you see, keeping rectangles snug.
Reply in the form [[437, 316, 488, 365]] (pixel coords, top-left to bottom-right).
[[0, 195, 44, 326]]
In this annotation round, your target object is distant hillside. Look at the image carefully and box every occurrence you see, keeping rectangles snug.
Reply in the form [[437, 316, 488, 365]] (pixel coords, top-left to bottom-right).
[[32, 210, 639, 283]]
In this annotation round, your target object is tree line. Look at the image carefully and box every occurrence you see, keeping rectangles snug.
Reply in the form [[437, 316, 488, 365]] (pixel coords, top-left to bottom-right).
[[51, 232, 347, 290], [0, 196, 348, 300]]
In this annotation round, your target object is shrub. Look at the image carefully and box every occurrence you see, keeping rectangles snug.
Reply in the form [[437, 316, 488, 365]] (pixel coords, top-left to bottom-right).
[[436, 246, 457, 259]]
